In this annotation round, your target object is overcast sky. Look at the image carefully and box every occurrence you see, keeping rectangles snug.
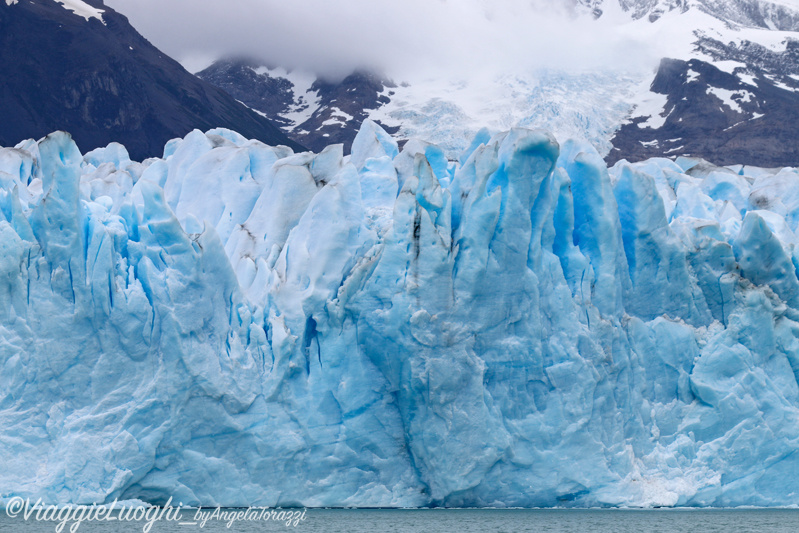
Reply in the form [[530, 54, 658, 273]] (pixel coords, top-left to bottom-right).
[[104, 0, 655, 80]]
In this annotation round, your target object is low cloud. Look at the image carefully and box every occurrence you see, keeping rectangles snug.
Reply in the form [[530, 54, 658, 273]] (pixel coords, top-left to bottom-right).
[[105, 0, 656, 80]]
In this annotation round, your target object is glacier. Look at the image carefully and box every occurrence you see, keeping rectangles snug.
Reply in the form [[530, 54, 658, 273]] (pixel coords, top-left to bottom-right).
[[3, 120, 799, 508]]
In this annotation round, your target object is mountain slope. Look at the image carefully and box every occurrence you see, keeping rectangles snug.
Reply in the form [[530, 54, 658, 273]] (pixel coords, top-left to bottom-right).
[[193, 0, 799, 166], [198, 59, 637, 159], [197, 60, 397, 152], [0, 0, 302, 160], [608, 55, 799, 166], [606, 1, 799, 166], [580, 0, 799, 28]]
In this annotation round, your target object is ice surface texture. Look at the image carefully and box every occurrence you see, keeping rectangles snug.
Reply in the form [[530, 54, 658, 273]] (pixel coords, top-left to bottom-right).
[[3, 122, 799, 508]]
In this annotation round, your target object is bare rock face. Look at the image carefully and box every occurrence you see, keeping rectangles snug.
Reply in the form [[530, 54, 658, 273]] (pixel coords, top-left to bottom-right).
[[0, 0, 302, 160], [580, 0, 799, 29], [608, 54, 799, 167], [198, 60, 397, 153]]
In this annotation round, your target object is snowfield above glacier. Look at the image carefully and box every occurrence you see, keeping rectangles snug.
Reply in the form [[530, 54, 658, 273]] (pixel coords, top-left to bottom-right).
[[3, 122, 799, 507], [194, 0, 799, 166]]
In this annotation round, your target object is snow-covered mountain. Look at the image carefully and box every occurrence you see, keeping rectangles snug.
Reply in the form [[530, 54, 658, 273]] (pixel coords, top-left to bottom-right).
[[608, 53, 799, 166], [198, 60, 642, 162], [198, 60, 397, 153], [198, 0, 799, 166], [5, 122, 799, 507], [579, 0, 799, 29]]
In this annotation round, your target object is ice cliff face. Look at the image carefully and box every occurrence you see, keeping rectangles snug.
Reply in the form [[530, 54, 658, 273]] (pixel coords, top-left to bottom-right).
[[3, 122, 799, 507]]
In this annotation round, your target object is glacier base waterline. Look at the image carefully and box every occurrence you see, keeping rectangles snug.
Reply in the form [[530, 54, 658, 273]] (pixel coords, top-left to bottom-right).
[[2, 121, 799, 508]]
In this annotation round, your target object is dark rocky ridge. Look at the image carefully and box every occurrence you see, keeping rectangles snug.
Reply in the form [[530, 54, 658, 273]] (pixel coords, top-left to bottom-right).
[[294, 71, 398, 153], [0, 0, 302, 160], [696, 36, 799, 79], [579, 0, 799, 29], [197, 59, 298, 130], [197, 60, 397, 153], [608, 56, 799, 167]]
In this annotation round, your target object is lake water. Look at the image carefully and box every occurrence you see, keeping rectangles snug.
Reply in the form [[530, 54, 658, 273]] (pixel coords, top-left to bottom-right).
[[2, 508, 799, 532]]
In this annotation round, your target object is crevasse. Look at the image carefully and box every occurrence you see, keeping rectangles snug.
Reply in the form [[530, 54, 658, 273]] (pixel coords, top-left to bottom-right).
[[2, 121, 799, 508]]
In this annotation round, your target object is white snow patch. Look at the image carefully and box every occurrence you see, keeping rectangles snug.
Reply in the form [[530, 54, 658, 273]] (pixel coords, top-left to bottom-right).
[[713, 61, 748, 75], [250, 66, 321, 129], [738, 73, 758, 87], [321, 107, 355, 127], [332, 107, 354, 121], [5, 0, 18, 5], [764, 74, 799, 92], [54, 0, 104, 22], [724, 121, 745, 132], [686, 69, 700, 83], [631, 91, 671, 129], [724, 112, 766, 131], [706, 87, 754, 113], [236, 100, 272, 122]]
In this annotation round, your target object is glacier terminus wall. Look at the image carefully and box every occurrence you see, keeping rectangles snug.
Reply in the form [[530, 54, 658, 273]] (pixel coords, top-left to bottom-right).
[[2, 121, 799, 508]]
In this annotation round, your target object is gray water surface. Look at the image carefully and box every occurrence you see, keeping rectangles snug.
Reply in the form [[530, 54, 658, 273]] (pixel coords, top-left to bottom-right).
[[2, 508, 799, 532]]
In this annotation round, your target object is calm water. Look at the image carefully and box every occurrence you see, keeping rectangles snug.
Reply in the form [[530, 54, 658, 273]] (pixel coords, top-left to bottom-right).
[[2, 509, 799, 532]]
